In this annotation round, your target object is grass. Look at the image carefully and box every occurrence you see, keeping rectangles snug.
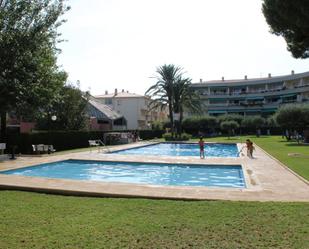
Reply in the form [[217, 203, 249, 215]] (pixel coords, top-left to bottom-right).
[[1, 191, 309, 249], [1, 136, 309, 248]]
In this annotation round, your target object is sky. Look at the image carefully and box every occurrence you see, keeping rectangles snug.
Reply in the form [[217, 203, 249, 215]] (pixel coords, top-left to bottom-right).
[[57, 0, 309, 96]]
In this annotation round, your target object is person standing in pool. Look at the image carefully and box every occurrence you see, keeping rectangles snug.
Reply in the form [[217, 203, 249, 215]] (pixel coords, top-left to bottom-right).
[[199, 137, 205, 159]]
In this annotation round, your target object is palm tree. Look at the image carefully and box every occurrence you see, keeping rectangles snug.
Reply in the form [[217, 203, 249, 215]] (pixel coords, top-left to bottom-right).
[[173, 77, 201, 135], [145, 64, 183, 137]]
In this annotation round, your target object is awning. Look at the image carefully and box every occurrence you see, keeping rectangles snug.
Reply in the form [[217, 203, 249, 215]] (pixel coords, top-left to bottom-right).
[[262, 109, 277, 113], [246, 97, 264, 100], [208, 110, 227, 114], [281, 94, 297, 98], [245, 109, 261, 113]]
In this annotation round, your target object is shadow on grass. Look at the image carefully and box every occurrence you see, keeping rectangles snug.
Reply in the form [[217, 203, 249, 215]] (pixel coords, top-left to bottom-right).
[[285, 143, 309, 147]]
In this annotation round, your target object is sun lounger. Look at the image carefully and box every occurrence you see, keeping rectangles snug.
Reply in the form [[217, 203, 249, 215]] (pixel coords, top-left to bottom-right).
[[0, 143, 6, 154]]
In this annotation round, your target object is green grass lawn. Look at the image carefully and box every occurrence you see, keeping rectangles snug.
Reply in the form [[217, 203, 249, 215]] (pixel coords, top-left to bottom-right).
[[1, 191, 309, 249], [1, 136, 309, 248]]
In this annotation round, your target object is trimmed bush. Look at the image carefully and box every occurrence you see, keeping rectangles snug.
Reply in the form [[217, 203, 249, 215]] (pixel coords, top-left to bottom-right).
[[182, 115, 217, 135], [220, 120, 239, 138], [162, 133, 192, 141], [241, 116, 265, 129], [6, 129, 165, 154], [218, 114, 244, 125]]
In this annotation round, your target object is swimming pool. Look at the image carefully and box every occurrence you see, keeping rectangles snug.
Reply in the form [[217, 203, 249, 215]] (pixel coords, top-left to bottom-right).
[[113, 143, 239, 157], [1, 160, 246, 188]]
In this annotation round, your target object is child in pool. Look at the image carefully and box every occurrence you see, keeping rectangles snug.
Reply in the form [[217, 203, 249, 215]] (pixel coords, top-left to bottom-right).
[[199, 137, 205, 159]]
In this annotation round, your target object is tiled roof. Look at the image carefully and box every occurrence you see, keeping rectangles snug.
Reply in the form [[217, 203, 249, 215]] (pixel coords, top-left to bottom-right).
[[95, 92, 145, 98], [87, 99, 123, 120]]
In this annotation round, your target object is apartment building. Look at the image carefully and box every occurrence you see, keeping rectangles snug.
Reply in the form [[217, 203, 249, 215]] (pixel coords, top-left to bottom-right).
[[95, 89, 168, 130], [191, 71, 309, 116]]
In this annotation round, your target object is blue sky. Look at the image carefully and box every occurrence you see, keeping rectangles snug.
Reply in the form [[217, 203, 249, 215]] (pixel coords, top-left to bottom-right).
[[57, 0, 309, 95]]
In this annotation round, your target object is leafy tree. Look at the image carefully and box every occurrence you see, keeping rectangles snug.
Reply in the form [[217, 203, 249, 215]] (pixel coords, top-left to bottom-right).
[[145, 64, 183, 137], [151, 121, 164, 131], [218, 114, 244, 126], [220, 120, 239, 139], [262, 0, 309, 58], [182, 116, 201, 135], [275, 104, 309, 142], [266, 115, 278, 128], [36, 85, 88, 131], [241, 116, 265, 136], [241, 116, 265, 129], [0, 0, 69, 141], [199, 116, 217, 132], [182, 115, 217, 135]]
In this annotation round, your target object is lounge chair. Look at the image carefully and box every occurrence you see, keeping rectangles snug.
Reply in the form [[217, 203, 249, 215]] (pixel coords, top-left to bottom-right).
[[0, 143, 6, 155], [48, 145, 56, 153]]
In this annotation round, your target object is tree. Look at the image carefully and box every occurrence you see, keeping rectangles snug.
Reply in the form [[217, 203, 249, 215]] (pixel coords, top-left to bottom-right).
[[262, 0, 309, 58], [36, 85, 88, 131], [241, 116, 265, 136], [199, 116, 217, 133], [173, 77, 201, 135], [145, 64, 183, 137], [218, 114, 244, 126], [220, 120, 239, 139], [275, 103, 309, 142], [182, 115, 217, 135], [0, 0, 69, 141]]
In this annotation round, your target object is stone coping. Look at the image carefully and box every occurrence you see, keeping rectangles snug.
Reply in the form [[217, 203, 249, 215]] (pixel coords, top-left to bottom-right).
[[0, 142, 309, 202]]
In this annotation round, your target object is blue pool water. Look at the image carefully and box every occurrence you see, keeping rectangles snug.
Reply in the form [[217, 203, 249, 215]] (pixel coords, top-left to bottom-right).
[[113, 143, 239, 157], [1, 160, 246, 188]]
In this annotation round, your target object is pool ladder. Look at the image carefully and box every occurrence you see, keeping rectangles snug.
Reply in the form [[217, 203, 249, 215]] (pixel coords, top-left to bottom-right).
[[89, 140, 111, 153]]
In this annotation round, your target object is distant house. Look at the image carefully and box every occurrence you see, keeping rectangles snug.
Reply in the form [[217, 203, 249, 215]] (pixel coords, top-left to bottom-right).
[[5, 113, 35, 134], [87, 98, 127, 131], [95, 89, 168, 130]]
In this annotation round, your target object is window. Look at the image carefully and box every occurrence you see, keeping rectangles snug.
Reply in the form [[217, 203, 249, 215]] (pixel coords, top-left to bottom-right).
[[117, 100, 121, 106], [105, 98, 112, 105]]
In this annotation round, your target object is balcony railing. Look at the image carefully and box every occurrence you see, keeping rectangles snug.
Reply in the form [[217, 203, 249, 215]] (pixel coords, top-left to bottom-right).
[[200, 85, 309, 98]]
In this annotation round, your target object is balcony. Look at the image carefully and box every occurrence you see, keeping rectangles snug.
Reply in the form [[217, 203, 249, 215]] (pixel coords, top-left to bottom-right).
[[202, 85, 309, 99]]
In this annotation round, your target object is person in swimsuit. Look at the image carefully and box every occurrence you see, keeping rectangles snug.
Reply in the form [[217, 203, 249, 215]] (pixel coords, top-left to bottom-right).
[[199, 136, 205, 159], [246, 139, 254, 158]]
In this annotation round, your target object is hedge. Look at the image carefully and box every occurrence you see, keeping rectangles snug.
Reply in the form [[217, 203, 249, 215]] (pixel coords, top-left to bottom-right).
[[6, 129, 165, 154]]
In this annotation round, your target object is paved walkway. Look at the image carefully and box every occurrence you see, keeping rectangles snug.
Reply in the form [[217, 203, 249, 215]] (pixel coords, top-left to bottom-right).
[[0, 142, 308, 202]]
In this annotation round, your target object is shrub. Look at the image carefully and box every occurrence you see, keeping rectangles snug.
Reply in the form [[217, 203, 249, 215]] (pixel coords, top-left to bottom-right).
[[162, 133, 192, 141], [275, 103, 309, 142], [182, 117, 200, 133], [241, 116, 265, 129], [218, 114, 244, 125], [6, 129, 165, 154], [276, 103, 309, 130], [199, 116, 217, 130], [151, 121, 163, 131], [182, 115, 217, 134], [220, 120, 239, 137]]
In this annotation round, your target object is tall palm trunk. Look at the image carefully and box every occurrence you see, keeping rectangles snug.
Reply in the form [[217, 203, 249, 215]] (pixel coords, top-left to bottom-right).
[[0, 110, 7, 142], [168, 100, 174, 137], [179, 109, 183, 135]]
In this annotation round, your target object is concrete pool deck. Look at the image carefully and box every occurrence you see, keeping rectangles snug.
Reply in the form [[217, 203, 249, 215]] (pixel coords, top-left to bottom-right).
[[0, 142, 308, 202]]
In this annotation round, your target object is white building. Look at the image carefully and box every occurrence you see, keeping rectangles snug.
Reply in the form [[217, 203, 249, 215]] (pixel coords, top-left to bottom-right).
[[191, 70, 309, 116], [95, 89, 168, 130]]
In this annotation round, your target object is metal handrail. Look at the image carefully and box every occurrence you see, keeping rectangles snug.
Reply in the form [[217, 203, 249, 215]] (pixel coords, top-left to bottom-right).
[[96, 139, 111, 153]]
